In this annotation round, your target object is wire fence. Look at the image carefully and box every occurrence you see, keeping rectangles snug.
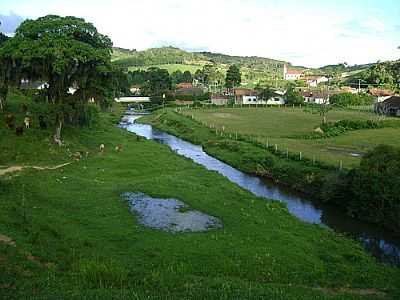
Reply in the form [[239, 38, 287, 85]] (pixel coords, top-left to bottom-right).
[[173, 107, 346, 171]]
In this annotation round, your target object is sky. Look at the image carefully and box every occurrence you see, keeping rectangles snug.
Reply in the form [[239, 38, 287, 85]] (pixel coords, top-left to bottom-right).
[[0, 0, 399, 67]]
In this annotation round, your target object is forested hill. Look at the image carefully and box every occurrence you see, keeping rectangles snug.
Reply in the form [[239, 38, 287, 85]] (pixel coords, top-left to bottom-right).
[[112, 46, 286, 69]]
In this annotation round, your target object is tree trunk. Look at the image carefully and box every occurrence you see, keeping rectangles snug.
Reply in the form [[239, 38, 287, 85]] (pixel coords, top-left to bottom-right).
[[0, 86, 8, 112], [54, 115, 63, 146], [0, 97, 4, 112]]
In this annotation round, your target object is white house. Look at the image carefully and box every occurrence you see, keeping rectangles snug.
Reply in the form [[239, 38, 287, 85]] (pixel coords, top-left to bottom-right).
[[302, 91, 330, 104], [283, 64, 304, 80], [240, 90, 286, 105], [306, 76, 329, 87]]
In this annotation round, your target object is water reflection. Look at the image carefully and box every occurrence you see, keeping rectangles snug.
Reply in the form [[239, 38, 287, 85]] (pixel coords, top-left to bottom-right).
[[120, 115, 400, 266]]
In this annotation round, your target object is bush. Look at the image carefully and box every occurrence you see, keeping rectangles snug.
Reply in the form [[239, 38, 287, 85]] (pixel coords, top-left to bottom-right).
[[346, 145, 400, 233], [330, 93, 374, 107], [300, 119, 400, 139]]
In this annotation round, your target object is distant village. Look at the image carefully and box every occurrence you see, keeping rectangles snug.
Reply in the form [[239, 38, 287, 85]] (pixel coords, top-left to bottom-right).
[[20, 63, 400, 117], [115, 63, 399, 117]]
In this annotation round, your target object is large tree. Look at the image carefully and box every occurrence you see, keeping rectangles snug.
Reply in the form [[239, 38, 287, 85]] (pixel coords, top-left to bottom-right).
[[225, 65, 241, 88], [0, 33, 8, 47], [143, 67, 171, 96], [182, 70, 193, 83], [255, 83, 274, 101], [0, 15, 113, 139], [347, 145, 400, 232]]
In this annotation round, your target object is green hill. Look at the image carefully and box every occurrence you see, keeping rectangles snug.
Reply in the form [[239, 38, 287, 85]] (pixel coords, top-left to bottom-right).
[[112, 46, 286, 71]]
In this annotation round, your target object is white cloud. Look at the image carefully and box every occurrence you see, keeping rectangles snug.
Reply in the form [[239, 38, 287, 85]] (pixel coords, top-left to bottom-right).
[[1, 0, 399, 67]]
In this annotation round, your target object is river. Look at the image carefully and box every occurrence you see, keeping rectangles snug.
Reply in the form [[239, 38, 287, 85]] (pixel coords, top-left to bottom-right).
[[120, 114, 400, 267]]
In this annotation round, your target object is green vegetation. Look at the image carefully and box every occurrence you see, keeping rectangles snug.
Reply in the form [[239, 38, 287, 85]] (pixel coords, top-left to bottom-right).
[[330, 93, 374, 107], [323, 144, 400, 233], [0, 15, 126, 139], [225, 65, 242, 88], [141, 108, 400, 233], [346, 61, 400, 92], [178, 107, 400, 167], [285, 83, 304, 105], [128, 63, 202, 74], [112, 46, 287, 87], [2, 93, 400, 299]]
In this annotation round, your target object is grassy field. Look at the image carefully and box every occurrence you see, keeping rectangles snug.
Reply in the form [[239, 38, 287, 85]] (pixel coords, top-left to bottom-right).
[[1, 93, 400, 299], [181, 107, 400, 167]]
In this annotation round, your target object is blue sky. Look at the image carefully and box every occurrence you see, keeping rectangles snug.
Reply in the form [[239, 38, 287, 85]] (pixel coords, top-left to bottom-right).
[[0, 0, 399, 67]]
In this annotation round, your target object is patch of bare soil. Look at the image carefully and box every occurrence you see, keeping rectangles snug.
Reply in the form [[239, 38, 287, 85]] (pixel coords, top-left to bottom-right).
[[0, 234, 16, 247], [0, 162, 72, 177]]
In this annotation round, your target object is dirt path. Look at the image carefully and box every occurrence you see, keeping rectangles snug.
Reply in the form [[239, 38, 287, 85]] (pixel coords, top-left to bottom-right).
[[0, 162, 72, 177]]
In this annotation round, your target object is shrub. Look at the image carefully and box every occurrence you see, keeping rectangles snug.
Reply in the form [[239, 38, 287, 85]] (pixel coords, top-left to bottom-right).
[[330, 93, 374, 107], [346, 144, 400, 233]]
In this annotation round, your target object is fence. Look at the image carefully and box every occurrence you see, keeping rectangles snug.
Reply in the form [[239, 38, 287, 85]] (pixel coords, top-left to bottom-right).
[[173, 108, 345, 171]]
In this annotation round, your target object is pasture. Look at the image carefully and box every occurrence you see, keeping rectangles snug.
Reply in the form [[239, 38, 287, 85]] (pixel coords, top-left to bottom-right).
[[182, 107, 400, 167]]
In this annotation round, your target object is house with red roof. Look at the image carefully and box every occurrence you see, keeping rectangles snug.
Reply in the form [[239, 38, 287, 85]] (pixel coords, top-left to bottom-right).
[[283, 64, 305, 80]]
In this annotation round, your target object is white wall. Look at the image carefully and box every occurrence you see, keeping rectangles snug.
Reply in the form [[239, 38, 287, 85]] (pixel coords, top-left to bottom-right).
[[285, 73, 302, 80], [242, 96, 266, 105], [266, 96, 285, 105]]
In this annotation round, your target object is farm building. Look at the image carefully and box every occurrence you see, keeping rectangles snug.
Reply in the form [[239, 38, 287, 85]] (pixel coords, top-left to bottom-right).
[[234, 88, 258, 104], [304, 75, 329, 87], [175, 86, 203, 96], [266, 92, 286, 105], [369, 88, 395, 102], [302, 91, 330, 104], [374, 96, 400, 116], [211, 95, 229, 106], [176, 82, 193, 89], [234, 88, 286, 105]]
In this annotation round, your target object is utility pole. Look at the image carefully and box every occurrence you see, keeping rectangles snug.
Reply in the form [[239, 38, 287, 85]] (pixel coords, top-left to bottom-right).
[[358, 79, 361, 93]]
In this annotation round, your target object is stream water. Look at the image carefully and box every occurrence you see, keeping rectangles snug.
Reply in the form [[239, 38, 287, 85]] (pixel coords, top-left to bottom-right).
[[120, 114, 400, 267]]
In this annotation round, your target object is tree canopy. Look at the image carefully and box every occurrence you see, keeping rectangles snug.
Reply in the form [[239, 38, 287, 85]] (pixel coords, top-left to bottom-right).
[[225, 65, 241, 88], [0, 33, 8, 47], [347, 145, 400, 233], [0, 15, 117, 137], [285, 83, 303, 105]]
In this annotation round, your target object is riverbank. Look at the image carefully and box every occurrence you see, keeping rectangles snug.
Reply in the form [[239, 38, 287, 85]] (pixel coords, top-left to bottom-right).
[[139, 109, 332, 197], [1, 95, 400, 299], [139, 109, 400, 235]]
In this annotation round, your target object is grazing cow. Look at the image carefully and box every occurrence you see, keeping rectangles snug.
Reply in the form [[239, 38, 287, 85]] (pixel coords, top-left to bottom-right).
[[99, 144, 105, 153], [15, 126, 24, 136], [53, 135, 62, 146], [24, 116, 31, 129], [115, 144, 123, 152], [5, 113, 15, 129], [72, 152, 82, 161]]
